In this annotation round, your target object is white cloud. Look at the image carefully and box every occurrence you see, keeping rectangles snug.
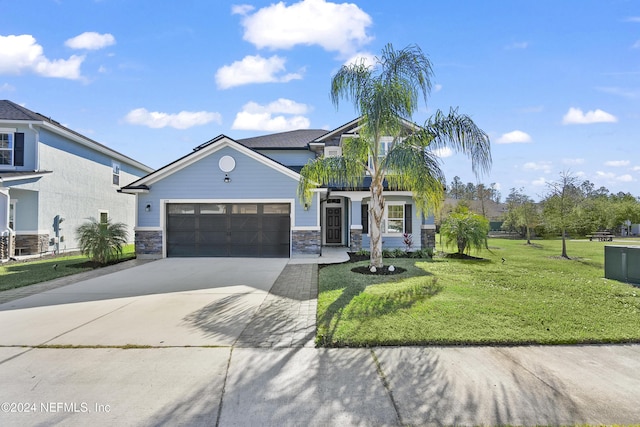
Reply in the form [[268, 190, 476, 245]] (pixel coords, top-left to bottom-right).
[[596, 86, 640, 99], [215, 55, 303, 89], [605, 160, 630, 167], [625, 17, 640, 22], [0, 83, 15, 92], [0, 34, 84, 80], [633, 166, 640, 171], [238, 0, 373, 56], [562, 158, 585, 165], [523, 161, 552, 173], [433, 84, 443, 93], [232, 98, 311, 131], [596, 171, 633, 182], [562, 107, 617, 124], [432, 147, 453, 158], [343, 51, 376, 68], [124, 108, 222, 129], [65, 32, 116, 50], [633, 40, 640, 49], [532, 177, 547, 187], [231, 4, 254, 15], [497, 130, 532, 144], [505, 41, 528, 50]]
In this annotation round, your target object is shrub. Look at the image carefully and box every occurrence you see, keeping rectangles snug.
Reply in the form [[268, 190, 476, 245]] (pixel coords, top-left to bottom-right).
[[76, 217, 129, 265]]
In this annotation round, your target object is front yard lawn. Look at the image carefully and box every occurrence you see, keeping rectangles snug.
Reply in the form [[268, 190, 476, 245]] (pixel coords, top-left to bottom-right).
[[317, 239, 640, 346], [0, 245, 136, 292]]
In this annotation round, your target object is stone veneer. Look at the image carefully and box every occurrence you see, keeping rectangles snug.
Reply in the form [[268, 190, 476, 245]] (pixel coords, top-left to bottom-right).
[[0, 234, 13, 259], [349, 228, 362, 251], [14, 234, 49, 255], [135, 230, 163, 258], [292, 230, 321, 255], [421, 225, 436, 250]]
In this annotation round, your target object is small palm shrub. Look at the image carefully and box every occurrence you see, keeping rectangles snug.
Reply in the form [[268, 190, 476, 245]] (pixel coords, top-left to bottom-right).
[[76, 217, 129, 265], [441, 207, 489, 255]]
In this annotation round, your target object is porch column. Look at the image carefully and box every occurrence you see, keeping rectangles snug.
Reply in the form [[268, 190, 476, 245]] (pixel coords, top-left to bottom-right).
[[0, 187, 12, 259], [349, 198, 363, 251]]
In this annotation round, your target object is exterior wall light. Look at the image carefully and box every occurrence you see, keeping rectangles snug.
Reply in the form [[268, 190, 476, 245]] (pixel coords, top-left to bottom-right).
[[224, 174, 231, 183], [145, 203, 151, 212]]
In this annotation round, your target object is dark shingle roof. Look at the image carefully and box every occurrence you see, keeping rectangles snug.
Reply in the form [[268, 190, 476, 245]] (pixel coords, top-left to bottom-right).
[[0, 100, 49, 121], [237, 129, 329, 149]]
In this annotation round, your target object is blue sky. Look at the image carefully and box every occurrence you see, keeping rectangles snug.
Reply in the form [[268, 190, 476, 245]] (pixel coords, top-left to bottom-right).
[[1, 0, 638, 200]]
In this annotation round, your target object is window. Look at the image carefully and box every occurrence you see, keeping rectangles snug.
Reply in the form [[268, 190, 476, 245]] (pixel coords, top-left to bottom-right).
[[324, 146, 342, 158], [112, 162, 121, 185], [0, 132, 13, 166], [385, 204, 404, 234], [9, 202, 15, 230], [99, 212, 109, 224], [368, 137, 394, 170]]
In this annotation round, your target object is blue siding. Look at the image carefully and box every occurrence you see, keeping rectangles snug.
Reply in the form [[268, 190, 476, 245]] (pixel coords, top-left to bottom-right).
[[138, 145, 318, 228], [360, 196, 423, 249], [38, 128, 149, 177], [254, 149, 315, 167]]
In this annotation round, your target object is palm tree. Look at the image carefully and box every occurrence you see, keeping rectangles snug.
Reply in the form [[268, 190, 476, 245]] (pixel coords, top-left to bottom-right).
[[298, 43, 492, 268], [76, 217, 129, 265], [441, 207, 490, 255]]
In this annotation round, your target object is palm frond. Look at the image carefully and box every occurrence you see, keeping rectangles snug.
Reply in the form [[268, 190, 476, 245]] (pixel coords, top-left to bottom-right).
[[421, 108, 492, 177]]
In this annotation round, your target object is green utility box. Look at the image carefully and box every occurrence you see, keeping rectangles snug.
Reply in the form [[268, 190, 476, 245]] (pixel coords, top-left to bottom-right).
[[604, 245, 640, 284]]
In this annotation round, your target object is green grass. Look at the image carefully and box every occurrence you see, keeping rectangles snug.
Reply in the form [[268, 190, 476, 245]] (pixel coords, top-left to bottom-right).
[[0, 244, 136, 292], [317, 238, 640, 347]]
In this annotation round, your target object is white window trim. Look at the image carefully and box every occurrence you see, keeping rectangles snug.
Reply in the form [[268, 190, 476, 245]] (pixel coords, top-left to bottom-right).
[[112, 161, 121, 186], [9, 200, 16, 231], [382, 202, 405, 236], [99, 210, 109, 224], [0, 128, 16, 168]]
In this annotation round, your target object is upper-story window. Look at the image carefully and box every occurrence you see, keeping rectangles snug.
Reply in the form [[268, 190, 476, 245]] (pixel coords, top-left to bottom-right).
[[0, 130, 24, 167], [112, 161, 121, 185], [0, 131, 13, 166], [324, 146, 342, 158]]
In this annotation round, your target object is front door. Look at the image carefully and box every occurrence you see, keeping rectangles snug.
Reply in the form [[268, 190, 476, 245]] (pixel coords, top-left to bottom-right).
[[326, 207, 342, 244]]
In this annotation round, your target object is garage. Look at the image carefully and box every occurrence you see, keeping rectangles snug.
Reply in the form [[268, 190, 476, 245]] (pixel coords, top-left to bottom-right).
[[166, 203, 291, 257]]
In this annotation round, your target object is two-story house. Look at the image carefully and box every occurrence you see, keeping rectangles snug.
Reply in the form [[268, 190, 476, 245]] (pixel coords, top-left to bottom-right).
[[0, 100, 153, 260], [120, 118, 436, 259]]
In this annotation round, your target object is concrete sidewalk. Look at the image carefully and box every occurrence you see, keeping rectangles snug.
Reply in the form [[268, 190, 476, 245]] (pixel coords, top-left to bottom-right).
[[1, 254, 640, 426]]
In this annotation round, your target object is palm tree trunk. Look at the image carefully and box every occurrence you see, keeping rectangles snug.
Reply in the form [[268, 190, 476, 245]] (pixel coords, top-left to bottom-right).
[[369, 178, 385, 268]]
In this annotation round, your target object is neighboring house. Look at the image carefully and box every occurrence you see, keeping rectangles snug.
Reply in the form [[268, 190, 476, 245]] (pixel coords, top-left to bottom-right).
[[0, 100, 153, 260], [121, 118, 436, 259]]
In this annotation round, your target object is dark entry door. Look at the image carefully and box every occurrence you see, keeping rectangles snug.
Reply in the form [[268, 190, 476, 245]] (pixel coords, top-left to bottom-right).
[[167, 203, 290, 257], [326, 207, 342, 244]]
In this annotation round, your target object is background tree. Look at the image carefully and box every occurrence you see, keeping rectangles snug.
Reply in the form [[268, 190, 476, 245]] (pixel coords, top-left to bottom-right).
[[542, 172, 583, 259], [298, 43, 491, 268], [441, 206, 490, 255], [76, 217, 128, 265], [502, 187, 540, 244], [449, 176, 465, 199]]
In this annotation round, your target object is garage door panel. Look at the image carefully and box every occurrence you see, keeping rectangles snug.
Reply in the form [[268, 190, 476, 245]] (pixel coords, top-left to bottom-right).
[[166, 203, 290, 257]]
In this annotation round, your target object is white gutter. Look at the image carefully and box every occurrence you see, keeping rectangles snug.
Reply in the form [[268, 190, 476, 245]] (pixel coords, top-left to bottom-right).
[[29, 123, 40, 170]]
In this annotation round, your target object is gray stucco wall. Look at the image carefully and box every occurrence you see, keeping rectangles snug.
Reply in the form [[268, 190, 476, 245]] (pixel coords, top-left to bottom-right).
[[7, 129, 148, 253]]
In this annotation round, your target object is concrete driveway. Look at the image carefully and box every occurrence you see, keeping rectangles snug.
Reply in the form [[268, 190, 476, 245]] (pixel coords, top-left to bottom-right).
[[0, 257, 289, 347]]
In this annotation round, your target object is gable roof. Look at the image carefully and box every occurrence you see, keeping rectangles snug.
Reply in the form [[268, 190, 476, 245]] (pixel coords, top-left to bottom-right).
[[237, 129, 328, 149], [0, 100, 153, 173], [120, 135, 301, 193]]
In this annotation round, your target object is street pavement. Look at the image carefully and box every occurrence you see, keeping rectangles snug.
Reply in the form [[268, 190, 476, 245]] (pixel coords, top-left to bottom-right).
[[0, 255, 639, 426]]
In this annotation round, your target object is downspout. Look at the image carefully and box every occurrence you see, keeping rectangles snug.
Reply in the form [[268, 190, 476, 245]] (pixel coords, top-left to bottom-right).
[[29, 123, 40, 170]]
